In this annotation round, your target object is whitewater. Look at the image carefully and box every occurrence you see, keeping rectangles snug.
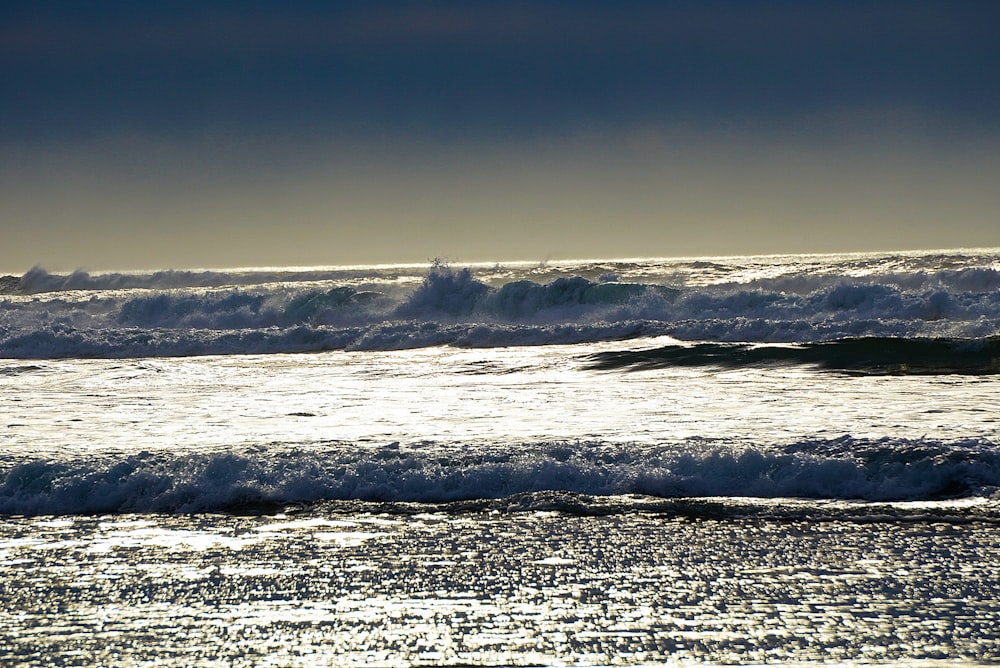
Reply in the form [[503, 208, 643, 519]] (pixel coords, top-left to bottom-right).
[[2, 249, 999, 666]]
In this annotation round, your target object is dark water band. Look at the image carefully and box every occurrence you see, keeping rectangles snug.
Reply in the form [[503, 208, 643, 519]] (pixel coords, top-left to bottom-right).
[[585, 336, 1000, 375]]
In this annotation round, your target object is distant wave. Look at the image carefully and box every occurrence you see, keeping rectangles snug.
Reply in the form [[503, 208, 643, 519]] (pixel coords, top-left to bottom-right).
[[2, 436, 998, 517], [5, 249, 999, 295], [1, 265, 427, 294], [2, 258, 999, 358]]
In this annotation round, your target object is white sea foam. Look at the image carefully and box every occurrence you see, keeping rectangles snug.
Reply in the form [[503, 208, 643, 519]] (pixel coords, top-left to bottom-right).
[[2, 251, 999, 357]]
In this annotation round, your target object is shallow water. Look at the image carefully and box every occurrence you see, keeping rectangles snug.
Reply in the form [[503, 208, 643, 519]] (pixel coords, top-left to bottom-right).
[[3, 509, 998, 666]]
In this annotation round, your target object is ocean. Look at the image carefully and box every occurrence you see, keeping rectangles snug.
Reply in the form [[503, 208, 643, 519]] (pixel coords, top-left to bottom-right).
[[2, 249, 999, 666]]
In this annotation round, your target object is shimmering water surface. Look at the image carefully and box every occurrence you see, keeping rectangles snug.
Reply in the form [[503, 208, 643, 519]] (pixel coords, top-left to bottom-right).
[[4, 344, 997, 457], [3, 511, 999, 667]]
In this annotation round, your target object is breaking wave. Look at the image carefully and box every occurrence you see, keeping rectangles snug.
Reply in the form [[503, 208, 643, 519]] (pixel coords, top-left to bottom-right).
[[2, 436, 998, 517], [2, 253, 999, 358]]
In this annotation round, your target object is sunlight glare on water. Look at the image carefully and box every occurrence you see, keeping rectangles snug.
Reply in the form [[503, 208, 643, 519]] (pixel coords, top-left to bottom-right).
[[2, 510, 998, 666], [3, 339, 996, 462]]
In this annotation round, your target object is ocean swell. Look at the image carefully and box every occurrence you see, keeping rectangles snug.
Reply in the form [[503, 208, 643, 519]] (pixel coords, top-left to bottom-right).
[[586, 337, 1000, 375]]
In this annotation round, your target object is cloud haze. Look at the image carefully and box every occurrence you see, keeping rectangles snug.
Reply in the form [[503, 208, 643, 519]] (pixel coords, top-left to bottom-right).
[[2, 1, 998, 270]]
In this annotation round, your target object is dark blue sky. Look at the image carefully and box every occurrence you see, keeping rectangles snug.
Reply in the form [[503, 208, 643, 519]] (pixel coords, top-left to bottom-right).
[[2, 1, 999, 269]]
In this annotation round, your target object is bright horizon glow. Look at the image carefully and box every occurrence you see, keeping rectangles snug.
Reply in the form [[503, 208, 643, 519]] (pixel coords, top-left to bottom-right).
[[4, 124, 999, 274], [6, 246, 999, 279]]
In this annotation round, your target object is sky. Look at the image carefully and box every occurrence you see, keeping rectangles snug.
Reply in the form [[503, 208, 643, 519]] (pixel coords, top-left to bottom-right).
[[2, 0, 999, 272]]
